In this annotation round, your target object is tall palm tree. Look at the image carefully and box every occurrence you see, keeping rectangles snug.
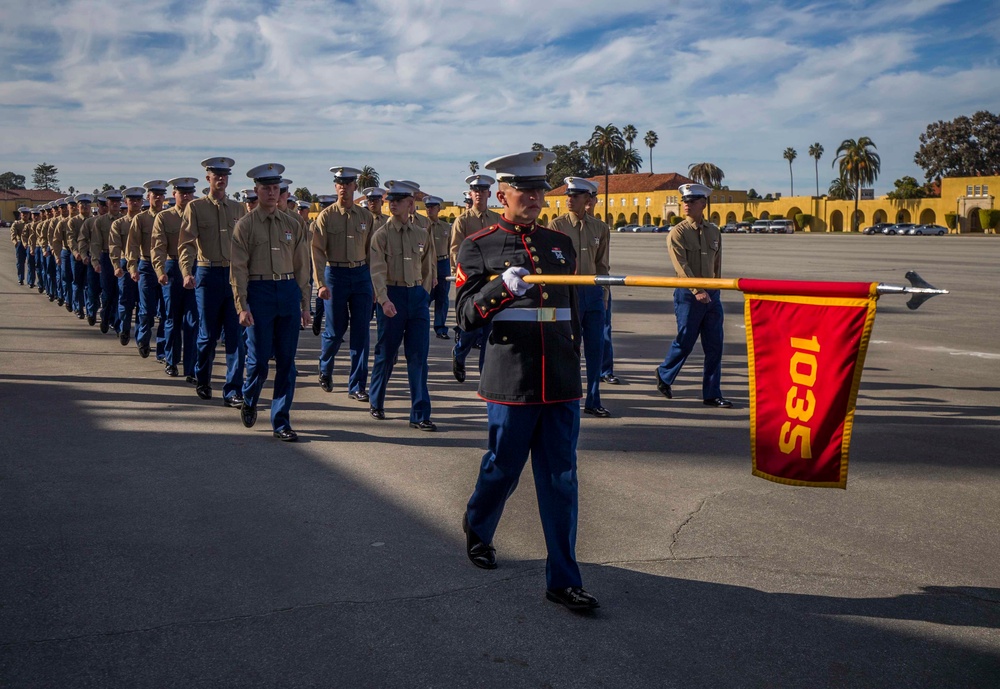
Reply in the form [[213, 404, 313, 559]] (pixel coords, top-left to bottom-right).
[[622, 124, 637, 150], [644, 130, 658, 174], [587, 124, 626, 223], [783, 147, 797, 196], [808, 143, 823, 196], [833, 137, 880, 231], [358, 166, 379, 190], [828, 176, 855, 200], [469, 161, 479, 174], [614, 148, 643, 174], [687, 162, 725, 217]]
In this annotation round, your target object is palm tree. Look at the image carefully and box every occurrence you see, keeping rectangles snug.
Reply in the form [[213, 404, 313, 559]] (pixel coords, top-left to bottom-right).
[[808, 143, 824, 197], [687, 162, 725, 217], [358, 166, 379, 190], [783, 147, 797, 196], [644, 130, 658, 174], [828, 176, 855, 200], [833, 137, 880, 231], [587, 124, 626, 224], [469, 161, 479, 174], [622, 124, 637, 150], [614, 148, 643, 174]]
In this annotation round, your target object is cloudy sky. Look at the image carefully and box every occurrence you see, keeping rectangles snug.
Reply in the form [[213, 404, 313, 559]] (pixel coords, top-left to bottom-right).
[[2, 0, 998, 201]]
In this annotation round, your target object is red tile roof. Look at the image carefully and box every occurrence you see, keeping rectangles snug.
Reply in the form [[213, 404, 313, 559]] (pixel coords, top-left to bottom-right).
[[0, 188, 65, 202], [547, 172, 694, 196]]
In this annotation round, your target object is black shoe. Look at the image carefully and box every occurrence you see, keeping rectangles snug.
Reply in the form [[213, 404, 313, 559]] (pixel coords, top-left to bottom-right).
[[49, 295, 56, 302], [185, 375, 197, 385], [241, 404, 257, 428], [546, 587, 600, 610], [273, 428, 298, 442], [435, 332, 450, 339], [311, 320, 322, 336], [601, 374, 621, 385], [223, 395, 245, 408], [119, 331, 130, 346], [57, 298, 64, 306], [369, 407, 385, 420], [164, 364, 178, 377], [99, 320, 109, 333], [137, 343, 150, 359], [349, 390, 369, 402], [318, 375, 333, 393], [66, 302, 73, 313], [463, 513, 497, 569], [703, 397, 733, 408], [452, 356, 466, 383], [76, 310, 85, 319], [196, 385, 213, 400], [584, 406, 611, 418], [656, 374, 672, 399], [87, 314, 96, 326], [409, 420, 437, 431]]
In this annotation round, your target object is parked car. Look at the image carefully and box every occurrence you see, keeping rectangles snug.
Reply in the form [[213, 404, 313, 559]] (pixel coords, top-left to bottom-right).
[[617, 224, 639, 233], [768, 219, 794, 234], [862, 222, 892, 235], [907, 224, 948, 236], [751, 220, 771, 233], [735, 222, 752, 233], [721, 223, 739, 233], [634, 224, 664, 233], [882, 223, 916, 235]]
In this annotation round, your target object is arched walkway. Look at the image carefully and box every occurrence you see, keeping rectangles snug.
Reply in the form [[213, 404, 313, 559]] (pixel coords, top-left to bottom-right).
[[666, 212, 676, 222], [760, 210, 770, 219], [852, 210, 865, 231], [873, 209, 888, 224], [710, 212, 720, 224], [919, 208, 936, 224], [786, 206, 802, 223], [539, 214, 549, 225], [829, 210, 843, 232], [968, 207, 983, 232], [642, 212, 651, 225], [895, 209, 911, 223], [726, 211, 737, 224], [616, 213, 626, 226], [629, 212, 639, 225]]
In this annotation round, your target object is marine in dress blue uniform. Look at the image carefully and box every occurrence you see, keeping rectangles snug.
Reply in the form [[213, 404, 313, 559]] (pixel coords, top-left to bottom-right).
[[232, 164, 312, 442], [655, 183, 733, 408], [457, 151, 598, 611]]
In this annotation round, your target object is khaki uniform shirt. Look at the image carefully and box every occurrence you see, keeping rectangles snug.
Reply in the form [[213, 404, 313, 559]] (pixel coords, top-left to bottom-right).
[[369, 217, 435, 305], [449, 207, 501, 268], [667, 217, 722, 293], [230, 206, 311, 314], [428, 218, 451, 260], [548, 212, 610, 276], [78, 215, 101, 259], [51, 217, 72, 255], [109, 214, 137, 263], [88, 213, 118, 258], [68, 214, 87, 255], [18, 221, 31, 246], [179, 195, 246, 277], [310, 202, 374, 279], [370, 212, 387, 233], [47, 217, 62, 251], [126, 209, 160, 273], [151, 206, 185, 278]]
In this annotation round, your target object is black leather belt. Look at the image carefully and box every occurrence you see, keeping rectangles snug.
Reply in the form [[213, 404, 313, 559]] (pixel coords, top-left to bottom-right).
[[248, 273, 295, 281], [328, 260, 367, 268]]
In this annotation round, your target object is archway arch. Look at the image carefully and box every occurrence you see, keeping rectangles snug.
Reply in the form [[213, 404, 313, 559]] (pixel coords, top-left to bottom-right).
[[895, 209, 911, 223], [967, 207, 983, 232], [539, 214, 549, 225], [642, 212, 651, 225], [786, 206, 803, 222], [710, 212, 720, 224], [616, 213, 627, 226], [629, 212, 639, 225], [873, 209, 888, 224], [919, 208, 936, 224], [852, 209, 865, 231], [726, 211, 737, 224], [829, 210, 844, 232], [760, 210, 770, 219], [666, 211, 677, 222]]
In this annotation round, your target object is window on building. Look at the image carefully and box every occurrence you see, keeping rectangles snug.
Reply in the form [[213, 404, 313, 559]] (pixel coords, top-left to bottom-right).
[[975, 185, 981, 197], [967, 185, 973, 196], [609, 198, 615, 207], [728, 195, 733, 203], [984, 185, 990, 196], [555, 200, 560, 208], [646, 197, 651, 207]]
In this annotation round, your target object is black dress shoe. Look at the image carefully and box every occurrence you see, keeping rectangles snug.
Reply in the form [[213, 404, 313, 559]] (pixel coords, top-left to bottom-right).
[[223, 395, 244, 408], [76, 310, 85, 319], [369, 407, 385, 420], [99, 320, 109, 333], [138, 343, 150, 359], [66, 302, 73, 312], [584, 406, 611, 418], [409, 420, 437, 431], [318, 375, 333, 393], [57, 297, 64, 306], [463, 513, 497, 569], [435, 332, 450, 339], [452, 356, 466, 383], [311, 320, 322, 336], [349, 390, 369, 402], [185, 375, 197, 385], [196, 385, 213, 400], [87, 314, 96, 326], [241, 404, 257, 428], [273, 428, 298, 442], [656, 374, 672, 399], [119, 331, 130, 346], [164, 364, 178, 377], [546, 587, 600, 610], [703, 397, 733, 408], [601, 374, 621, 385]]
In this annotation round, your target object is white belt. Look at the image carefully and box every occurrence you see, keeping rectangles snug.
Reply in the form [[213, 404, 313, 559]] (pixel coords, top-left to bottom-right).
[[492, 307, 571, 322]]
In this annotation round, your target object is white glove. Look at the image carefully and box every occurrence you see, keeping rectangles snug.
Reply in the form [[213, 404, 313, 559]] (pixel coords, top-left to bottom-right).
[[501, 266, 531, 296]]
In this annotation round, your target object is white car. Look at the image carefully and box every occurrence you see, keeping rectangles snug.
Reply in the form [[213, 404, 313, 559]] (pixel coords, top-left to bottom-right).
[[768, 219, 794, 234], [907, 224, 948, 236], [617, 224, 639, 233], [751, 220, 770, 233]]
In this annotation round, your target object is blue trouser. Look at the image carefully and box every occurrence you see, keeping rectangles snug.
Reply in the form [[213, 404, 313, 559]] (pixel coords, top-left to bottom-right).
[[577, 285, 605, 409], [601, 291, 615, 377], [136, 260, 164, 352], [657, 288, 724, 399], [319, 264, 373, 393], [60, 250, 73, 303], [467, 401, 582, 589], [26, 246, 36, 287], [48, 253, 60, 297], [162, 260, 199, 375], [432, 257, 450, 335], [73, 254, 87, 312], [15, 243, 26, 283], [242, 279, 302, 432], [194, 266, 244, 400], [85, 259, 101, 318], [117, 259, 138, 335], [98, 253, 119, 330], [453, 323, 490, 371], [369, 285, 431, 423]]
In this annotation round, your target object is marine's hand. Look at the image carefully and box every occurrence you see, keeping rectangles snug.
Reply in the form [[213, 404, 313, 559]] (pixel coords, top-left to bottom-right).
[[502, 266, 530, 297]]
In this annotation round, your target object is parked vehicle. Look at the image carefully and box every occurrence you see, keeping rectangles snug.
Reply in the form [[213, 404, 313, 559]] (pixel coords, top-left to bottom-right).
[[751, 220, 771, 233], [721, 223, 739, 233], [634, 224, 664, 233], [768, 219, 794, 234], [907, 224, 948, 236], [882, 223, 916, 235], [617, 224, 639, 233], [862, 222, 892, 235], [735, 222, 752, 233]]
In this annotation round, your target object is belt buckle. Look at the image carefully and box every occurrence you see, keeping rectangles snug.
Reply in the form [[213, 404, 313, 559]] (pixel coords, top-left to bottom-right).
[[272, 272, 281, 281], [537, 307, 556, 322]]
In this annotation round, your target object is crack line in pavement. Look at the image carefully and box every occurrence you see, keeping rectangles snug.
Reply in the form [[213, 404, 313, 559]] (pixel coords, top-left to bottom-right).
[[668, 490, 739, 557]]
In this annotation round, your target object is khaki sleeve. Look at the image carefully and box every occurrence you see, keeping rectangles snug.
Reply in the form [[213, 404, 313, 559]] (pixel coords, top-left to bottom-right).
[[421, 230, 435, 295], [151, 214, 168, 278], [108, 219, 122, 261], [311, 209, 328, 282], [666, 226, 699, 294], [229, 217, 252, 314], [178, 203, 198, 278], [595, 222, 611, 276], [78, 218, 93, 258], [448, 217, 463, 270], [369, 228, 389, 305], [715, 234, 722, 278], [125, 216, 141, 274], [51, 221, 64, 255]]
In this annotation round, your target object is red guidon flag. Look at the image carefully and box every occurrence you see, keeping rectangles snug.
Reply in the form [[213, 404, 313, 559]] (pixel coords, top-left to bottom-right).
[[739, 279, 879, 489]]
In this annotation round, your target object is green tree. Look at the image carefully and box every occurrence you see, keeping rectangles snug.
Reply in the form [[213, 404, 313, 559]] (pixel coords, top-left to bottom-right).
[[644, 130, 658, 174], [469, 161, 479, 174], [747, 188, 761, 200], [0, 171, 26, 190], [358, 166, 379, 190], [687, 162, 725, 216], [101, 183, 116, 192], [587, 124, 626, 223], [808, 143, 824, 196], [914, 110, 1000, 181], [544, 141, 596, 189], [622, 124, 637, 150], [783, 147, 797, 196], [614, 148, 642, 174], [828, 176, 855, 200], [67, 185, 76, 194], [294, 186, 315, 202], [886, 176, 927, 200], [32, 162, 59, 190], [833, 137, 880, 231]]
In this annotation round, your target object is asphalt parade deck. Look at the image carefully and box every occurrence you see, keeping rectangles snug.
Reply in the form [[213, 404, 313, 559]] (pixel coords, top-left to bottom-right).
[[2, 233, 998, 688]]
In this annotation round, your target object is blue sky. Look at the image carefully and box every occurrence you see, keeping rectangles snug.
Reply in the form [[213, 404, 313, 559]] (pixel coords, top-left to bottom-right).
[[1, 0, 998, 201]]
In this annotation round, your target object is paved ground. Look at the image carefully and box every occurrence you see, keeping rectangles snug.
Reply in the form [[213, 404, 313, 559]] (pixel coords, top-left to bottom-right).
[[1, 234, 998, 688]]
